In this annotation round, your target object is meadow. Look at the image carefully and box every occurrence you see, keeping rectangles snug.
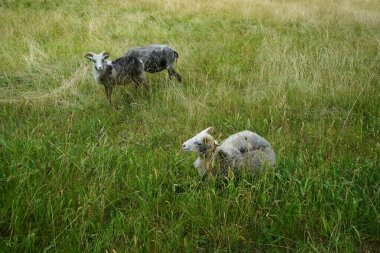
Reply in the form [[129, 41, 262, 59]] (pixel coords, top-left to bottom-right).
[[0, 0, 379, 252]]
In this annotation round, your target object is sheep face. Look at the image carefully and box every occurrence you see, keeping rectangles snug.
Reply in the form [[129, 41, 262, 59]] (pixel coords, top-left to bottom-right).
[[84, 52, 112, 84], [84, 51, 110, 72], [182, 127, 217, 153]]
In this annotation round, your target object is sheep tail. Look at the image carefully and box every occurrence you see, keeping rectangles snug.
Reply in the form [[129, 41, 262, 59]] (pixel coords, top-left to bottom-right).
[[174, 50, 179, 62]]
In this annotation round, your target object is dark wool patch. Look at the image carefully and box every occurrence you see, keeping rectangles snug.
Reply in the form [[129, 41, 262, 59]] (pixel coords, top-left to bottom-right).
[[144, 51, 168, 72], [239, 147, 248, 153], [124, 45, 181, 82], [125, 45, 176, 73], [112, 56, 144, 76]]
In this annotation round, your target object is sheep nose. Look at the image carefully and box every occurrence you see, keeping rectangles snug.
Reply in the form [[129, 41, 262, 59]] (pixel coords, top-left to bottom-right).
[[182, 144, 186, 148], [95, 66, 103, 71]]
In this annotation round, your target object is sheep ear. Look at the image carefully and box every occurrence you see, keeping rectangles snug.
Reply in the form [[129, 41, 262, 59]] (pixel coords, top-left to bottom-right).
[[101, 51, 110, 59], [84, 52, 94, 60], [203, 127, 215, 134], [203, 136, 213, 145]]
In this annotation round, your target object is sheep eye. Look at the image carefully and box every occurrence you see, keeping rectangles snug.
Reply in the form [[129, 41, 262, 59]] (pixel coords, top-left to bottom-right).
[[195, 142, 202, 146]]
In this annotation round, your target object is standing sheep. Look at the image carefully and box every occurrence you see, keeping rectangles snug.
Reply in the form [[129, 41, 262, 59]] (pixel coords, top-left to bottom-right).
[[125, 45, 182, 82], [84, 51, 146, 104], [182, 127, 276, 178]]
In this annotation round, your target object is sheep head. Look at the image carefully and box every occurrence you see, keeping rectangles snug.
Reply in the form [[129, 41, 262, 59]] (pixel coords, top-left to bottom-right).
[[84, 51, 110, 72], [182, 127, 218, 153]]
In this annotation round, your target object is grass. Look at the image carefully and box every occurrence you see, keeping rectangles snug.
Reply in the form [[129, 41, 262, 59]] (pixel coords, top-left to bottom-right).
[[0, 0, 379, 252]]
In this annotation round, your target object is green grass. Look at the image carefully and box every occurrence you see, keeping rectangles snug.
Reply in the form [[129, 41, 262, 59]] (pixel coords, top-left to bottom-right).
[[0, 0, 379, 252]]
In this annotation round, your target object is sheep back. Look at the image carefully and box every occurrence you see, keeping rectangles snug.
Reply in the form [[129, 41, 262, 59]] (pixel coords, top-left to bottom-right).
[[215, 131, 276, 174], [125, 45, 178, 73]]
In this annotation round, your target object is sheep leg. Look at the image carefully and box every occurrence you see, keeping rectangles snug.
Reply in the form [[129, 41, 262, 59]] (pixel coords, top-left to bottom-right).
[[167, 66, 182, 82], [104, 85, 113, 104], [139, 74, 149, 90]]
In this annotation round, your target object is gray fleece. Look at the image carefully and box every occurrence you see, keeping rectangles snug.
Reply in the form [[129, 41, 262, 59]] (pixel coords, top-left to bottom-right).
[[125, 44, 182, 82]]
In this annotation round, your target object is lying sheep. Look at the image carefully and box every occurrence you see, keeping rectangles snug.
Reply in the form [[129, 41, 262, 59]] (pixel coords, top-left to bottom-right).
[[182, 127, 276, 178], [125, 45, 182, 82], [84, 51, 146, 104]]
